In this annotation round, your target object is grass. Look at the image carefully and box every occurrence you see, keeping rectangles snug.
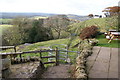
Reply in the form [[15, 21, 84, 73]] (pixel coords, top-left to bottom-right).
[[96, 34, 119, 48], [31, 16, 48, 20], [70, 17, 112, 34], [0, 18, 12, 24], [2, 37, 80, 65], [0, 24, 13, 33]]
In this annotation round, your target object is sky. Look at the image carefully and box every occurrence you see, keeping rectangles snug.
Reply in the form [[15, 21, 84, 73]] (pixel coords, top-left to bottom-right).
[[0, 0, 120, 15]]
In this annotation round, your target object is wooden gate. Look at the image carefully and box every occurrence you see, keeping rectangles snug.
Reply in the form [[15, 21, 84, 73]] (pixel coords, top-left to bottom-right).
[[49, 44, 78, 64]]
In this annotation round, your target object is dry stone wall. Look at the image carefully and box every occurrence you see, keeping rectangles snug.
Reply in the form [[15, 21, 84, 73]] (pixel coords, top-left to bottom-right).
[[2, 60, 45, 78], [73, 39, 94, 79]]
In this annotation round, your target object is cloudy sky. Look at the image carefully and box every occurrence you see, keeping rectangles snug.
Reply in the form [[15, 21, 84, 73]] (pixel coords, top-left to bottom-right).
[[0, 0, 120, 15]]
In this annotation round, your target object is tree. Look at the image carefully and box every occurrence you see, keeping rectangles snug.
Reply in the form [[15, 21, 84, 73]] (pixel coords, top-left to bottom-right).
[[2, 17, 31, 46], [102, 6, 120, 31], [102, 6, 120, 17], [44, 15, 70, 39], [28, 19, 53, 43], [88, 14, 94, 18]]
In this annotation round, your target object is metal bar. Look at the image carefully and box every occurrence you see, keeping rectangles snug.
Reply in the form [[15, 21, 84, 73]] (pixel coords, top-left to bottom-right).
[[41, 56, 56, 58], [43, 61, 56, 64]]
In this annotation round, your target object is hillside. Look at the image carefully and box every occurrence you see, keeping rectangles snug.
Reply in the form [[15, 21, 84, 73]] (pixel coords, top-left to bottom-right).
[[69, 17, 108, 33], [3, 37, 79, 52]]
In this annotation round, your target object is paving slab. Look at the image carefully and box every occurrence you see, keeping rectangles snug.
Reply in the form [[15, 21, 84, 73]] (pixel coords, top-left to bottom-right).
[[88, 47, 111, 78], [108, 48, 118, 78], [87, 46, 101, 73]]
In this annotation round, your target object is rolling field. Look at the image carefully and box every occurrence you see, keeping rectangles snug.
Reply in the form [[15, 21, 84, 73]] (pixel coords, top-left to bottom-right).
[[0, 24, 13, 33], [0, 18, 12, 24], [69, 17, 116, 34]]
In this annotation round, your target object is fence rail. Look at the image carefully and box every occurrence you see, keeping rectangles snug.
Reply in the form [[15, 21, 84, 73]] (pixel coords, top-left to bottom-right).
[[0, 46, 15, 49], [0, 50, 81, 56], [0, 46, 16, 52], [0, 47, 80, 65]]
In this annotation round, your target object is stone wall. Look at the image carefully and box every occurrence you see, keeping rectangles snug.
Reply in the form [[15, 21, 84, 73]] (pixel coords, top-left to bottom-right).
[[72, 39, 93, 79], [1, 57, 11, 78], [6, 61, 45, 78], [30, 61, 45, 78]]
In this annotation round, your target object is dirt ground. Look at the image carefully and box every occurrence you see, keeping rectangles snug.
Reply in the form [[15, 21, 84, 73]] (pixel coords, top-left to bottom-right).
[[42, 64, 71, 78], [8, 61, 40, 78]]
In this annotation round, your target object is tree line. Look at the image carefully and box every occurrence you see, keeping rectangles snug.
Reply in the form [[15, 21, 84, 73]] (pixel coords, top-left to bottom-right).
[[2, 15, 71, 46]]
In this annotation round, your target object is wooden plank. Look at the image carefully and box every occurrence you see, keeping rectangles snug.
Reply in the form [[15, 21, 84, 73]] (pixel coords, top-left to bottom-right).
[[39, 51, 42, 58], [55, 47, 59, 66], [0, 46, 15, 49], [23, 50, 55, 54], [14, 46, 16, 52], [41, 56, 56, 58], [0, 52, 23, 55], [43, 61, 56, 64]]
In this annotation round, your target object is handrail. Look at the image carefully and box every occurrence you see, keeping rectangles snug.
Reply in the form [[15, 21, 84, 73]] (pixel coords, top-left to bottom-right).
[[0, 49, 81, 56], [0, 46, 15, 49]]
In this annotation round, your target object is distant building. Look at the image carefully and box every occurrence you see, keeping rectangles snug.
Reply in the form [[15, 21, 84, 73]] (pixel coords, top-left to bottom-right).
[[93, 15, 102, 18]]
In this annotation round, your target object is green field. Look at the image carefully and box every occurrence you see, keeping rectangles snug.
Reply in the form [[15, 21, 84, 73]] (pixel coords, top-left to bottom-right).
[[70, 17, 115, 34], [96, 34, 119, 48], [0, 18, 12, 24], [0, 24, 13, 33], [31, 16, 48, 19]]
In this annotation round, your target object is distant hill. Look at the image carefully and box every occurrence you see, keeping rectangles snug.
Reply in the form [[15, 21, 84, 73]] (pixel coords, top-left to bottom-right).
[[66, 14, 91, 21], [0, 12, 55, 19], [0, 12, 91, 21]]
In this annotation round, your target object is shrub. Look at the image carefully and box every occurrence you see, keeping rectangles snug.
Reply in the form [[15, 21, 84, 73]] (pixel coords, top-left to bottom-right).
[[80, 25, 98, 40]]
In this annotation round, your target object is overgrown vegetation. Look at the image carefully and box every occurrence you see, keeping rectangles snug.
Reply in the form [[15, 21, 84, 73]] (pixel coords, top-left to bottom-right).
[[80, 25, 98, 40]]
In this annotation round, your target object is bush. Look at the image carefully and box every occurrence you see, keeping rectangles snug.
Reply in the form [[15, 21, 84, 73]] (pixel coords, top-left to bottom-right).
[[80, 25, 98, 40]]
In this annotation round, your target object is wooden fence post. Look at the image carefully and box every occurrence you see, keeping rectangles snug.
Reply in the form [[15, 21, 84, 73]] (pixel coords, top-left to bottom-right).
[[39, 50, 42, 59], [14, 46, 16, 52], [55, 47, 59, 66], [20, 54, 22, 62]]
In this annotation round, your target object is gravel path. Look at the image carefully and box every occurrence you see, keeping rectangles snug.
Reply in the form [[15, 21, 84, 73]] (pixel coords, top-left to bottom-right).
[[42, 64, 71, 78]]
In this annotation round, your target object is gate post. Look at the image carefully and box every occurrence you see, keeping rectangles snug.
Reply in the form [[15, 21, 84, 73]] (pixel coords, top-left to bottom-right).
[[14, 46, 16, 52], [39, 50, 42, 59], [55, 47, 59, 66], [66, 46, 69, 59]]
